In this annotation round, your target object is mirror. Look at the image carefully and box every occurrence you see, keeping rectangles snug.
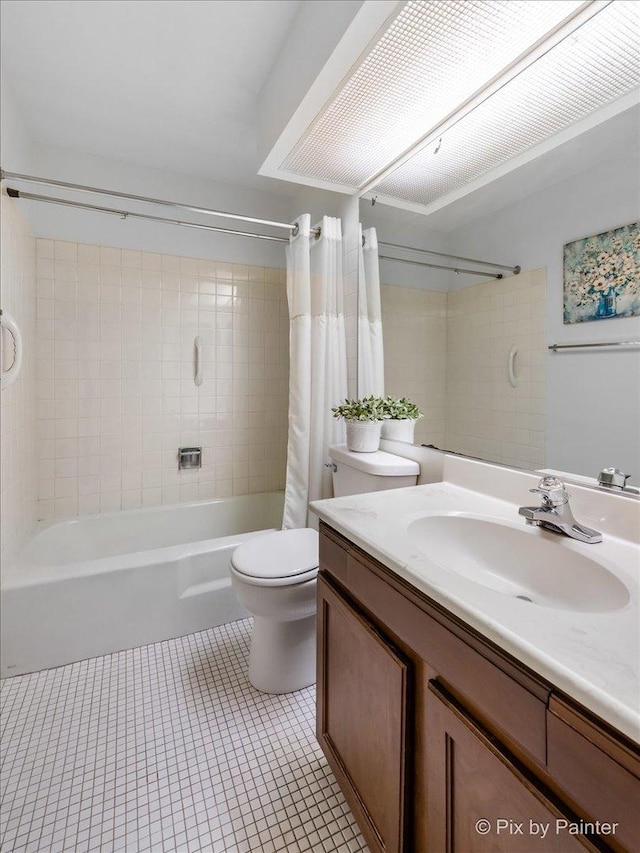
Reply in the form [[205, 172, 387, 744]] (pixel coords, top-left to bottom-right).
[[358, 106, 640, 482]]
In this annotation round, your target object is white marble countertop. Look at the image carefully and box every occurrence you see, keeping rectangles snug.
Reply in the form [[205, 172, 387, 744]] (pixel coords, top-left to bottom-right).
[[310, 456, 640, 744]]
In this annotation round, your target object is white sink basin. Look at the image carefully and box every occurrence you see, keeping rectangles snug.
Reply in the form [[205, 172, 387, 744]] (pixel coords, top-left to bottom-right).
[[407, 514, 630, 612]]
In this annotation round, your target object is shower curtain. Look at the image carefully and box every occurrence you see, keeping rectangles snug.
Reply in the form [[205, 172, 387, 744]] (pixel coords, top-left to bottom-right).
[[358, 226, 385, 396], [282, 214, 348, 530]]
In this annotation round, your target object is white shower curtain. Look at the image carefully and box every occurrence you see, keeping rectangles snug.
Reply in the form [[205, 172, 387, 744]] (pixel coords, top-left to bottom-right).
[[282, 214, 348, 530], [358, 226, 385, 396]]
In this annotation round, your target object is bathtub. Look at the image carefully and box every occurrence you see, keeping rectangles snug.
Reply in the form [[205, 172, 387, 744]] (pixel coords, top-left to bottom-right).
[[1, 492, 284, 677]]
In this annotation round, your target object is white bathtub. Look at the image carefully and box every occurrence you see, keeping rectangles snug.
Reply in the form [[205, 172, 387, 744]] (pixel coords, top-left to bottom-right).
[[1, 492, 284, 677]]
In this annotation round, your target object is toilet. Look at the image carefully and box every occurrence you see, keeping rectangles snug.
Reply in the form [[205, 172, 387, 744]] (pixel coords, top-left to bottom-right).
[[230, 445, 419, 693]]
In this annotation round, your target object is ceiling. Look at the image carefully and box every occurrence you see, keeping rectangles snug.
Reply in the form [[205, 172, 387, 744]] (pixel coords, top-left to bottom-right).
[[0, 0, 302, 190], [1, 0, 637, 229]]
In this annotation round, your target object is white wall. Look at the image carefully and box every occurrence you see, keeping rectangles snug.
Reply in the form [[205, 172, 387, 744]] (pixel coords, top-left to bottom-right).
[[0, 76, 37, 173], [0, 81, 295, 267], [359, 199, 454, 290], [7, 145, 295, 269], [257, 0, 365, 164], [3, 137, 360, 275], [448, 143, 640, 478]]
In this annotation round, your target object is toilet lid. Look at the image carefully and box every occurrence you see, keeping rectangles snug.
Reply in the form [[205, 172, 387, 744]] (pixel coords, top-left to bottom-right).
[[231, 528, 319, 580]]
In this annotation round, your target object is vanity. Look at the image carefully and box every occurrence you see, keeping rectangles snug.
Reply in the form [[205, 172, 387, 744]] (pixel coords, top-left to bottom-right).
[[310, 456, 640, 853]]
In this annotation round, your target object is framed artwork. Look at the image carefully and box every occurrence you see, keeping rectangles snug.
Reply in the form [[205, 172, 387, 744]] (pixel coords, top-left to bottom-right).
[[563, 222, 639, 324]]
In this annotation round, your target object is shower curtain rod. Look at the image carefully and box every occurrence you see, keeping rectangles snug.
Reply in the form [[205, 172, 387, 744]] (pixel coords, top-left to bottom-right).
[[377, 254, 504, 279], [1, 169, 321, 238], [6, 189, 291, 243], [377, 240, 520, 274]]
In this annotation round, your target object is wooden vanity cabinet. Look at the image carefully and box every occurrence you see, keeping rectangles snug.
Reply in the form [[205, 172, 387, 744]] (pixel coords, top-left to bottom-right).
[[426, 681, 588, 853], [316, 575, 410, 853], [317, 523, 640, 853]]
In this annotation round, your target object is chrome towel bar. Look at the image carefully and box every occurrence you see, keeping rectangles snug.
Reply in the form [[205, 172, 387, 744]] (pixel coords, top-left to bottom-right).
[[549, 341, 640, 351]]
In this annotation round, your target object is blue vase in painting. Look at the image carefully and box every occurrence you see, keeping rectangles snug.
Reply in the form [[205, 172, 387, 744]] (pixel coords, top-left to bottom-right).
[[604, 285, 617, 317], [595, 292, 608, 318]]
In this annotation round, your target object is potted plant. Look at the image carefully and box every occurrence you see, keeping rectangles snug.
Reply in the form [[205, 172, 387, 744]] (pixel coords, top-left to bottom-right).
[[380, 396, 424, 443], [331, 396, 384, 452]]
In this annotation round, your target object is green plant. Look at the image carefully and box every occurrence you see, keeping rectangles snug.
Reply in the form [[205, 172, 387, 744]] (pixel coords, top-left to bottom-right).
[[380, 396, 424, 420], [331, 396, 384, 422]]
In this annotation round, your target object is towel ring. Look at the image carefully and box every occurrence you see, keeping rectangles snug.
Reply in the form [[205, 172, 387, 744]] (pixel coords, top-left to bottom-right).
[[0, 310, 23, 390]]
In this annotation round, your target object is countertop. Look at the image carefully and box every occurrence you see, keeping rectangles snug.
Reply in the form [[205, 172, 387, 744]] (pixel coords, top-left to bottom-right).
[[310, 457, 640, 744]]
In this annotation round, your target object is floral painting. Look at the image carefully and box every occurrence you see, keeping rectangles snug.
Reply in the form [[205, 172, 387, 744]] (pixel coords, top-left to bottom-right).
[[563, 222, 639, 324]]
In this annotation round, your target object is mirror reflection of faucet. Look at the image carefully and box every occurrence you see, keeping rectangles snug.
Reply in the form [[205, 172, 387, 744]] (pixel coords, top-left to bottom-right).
[[597, 467, 639, 494], [518, 476, 603, 544]]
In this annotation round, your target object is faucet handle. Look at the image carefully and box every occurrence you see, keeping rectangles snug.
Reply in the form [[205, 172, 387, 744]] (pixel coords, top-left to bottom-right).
[[598, 467, 631, 490], [529, 476, 568, 507]]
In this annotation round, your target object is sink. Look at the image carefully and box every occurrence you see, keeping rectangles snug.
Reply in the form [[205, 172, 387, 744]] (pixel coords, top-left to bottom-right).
[[407, 514, 630, 612]]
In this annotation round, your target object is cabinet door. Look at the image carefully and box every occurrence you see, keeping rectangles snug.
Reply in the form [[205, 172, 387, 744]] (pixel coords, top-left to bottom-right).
[[317, 574, 410, 853], [426, 681, 594, 853]]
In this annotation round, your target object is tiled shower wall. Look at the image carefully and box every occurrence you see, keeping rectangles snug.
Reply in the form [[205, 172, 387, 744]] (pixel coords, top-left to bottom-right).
[[35, 240, 289, 522], [0, 194, 37, 564], [381, 269, 546, 470], [381, 285, 447, 447], [445, 269, 546, 469]]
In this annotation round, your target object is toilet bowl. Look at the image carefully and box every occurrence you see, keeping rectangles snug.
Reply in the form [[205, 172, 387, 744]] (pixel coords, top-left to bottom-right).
[[231, 446, 419, 694], [230, 528, 319, 694]]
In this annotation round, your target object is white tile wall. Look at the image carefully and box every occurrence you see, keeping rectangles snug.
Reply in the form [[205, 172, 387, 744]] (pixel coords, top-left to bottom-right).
[[0, 193, 37, 566], [380, 270, 546, 468], [381, 285, 447, 447], [35, 241, 289, 522], [445, 269, 546, 469]]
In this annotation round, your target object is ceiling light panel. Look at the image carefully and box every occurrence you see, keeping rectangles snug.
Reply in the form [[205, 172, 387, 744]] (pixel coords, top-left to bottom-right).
[[280, 0, 584, 188], [374, 1, 640, 207]]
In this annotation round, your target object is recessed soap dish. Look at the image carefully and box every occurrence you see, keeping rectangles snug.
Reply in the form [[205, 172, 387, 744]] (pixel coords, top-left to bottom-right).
[[178, 447, 202, 470]]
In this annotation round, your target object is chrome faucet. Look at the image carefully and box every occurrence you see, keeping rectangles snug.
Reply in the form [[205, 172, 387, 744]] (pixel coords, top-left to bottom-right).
[[518, 476, 602, 544]]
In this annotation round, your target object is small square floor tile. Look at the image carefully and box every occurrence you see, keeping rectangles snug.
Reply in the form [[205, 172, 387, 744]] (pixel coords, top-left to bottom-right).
[[1, 620, 368, 853]]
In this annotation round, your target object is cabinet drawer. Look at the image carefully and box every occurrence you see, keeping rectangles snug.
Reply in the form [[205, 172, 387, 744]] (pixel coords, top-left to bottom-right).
[[320, 531, 548, 764], [547, 697, 640, 853], [319, 528, 348, 577]]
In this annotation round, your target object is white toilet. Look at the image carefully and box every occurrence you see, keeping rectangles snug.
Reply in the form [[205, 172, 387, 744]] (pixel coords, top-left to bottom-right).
[[230, 445, 419, 693]]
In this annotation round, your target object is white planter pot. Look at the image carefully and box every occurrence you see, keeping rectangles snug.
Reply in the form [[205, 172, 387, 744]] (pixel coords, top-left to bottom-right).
[[381, 419, 416, 443], [345, 420, 382, 453]]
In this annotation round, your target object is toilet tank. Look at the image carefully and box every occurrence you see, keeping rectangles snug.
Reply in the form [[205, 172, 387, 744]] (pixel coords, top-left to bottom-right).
[[328, 445, 419, 497]]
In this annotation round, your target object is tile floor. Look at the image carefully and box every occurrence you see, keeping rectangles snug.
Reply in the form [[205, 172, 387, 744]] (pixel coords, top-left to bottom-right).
[[0, 620, 369, 853]]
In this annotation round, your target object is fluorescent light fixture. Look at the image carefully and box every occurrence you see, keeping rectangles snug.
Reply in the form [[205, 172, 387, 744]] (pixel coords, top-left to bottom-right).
[[374, 0, 640, 206], [273, 0, 639, 213], [281, 0, 587, 187]]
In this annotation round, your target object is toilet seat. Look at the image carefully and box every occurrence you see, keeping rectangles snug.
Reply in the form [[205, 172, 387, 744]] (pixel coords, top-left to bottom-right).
[[231, 528, 319, 587]]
